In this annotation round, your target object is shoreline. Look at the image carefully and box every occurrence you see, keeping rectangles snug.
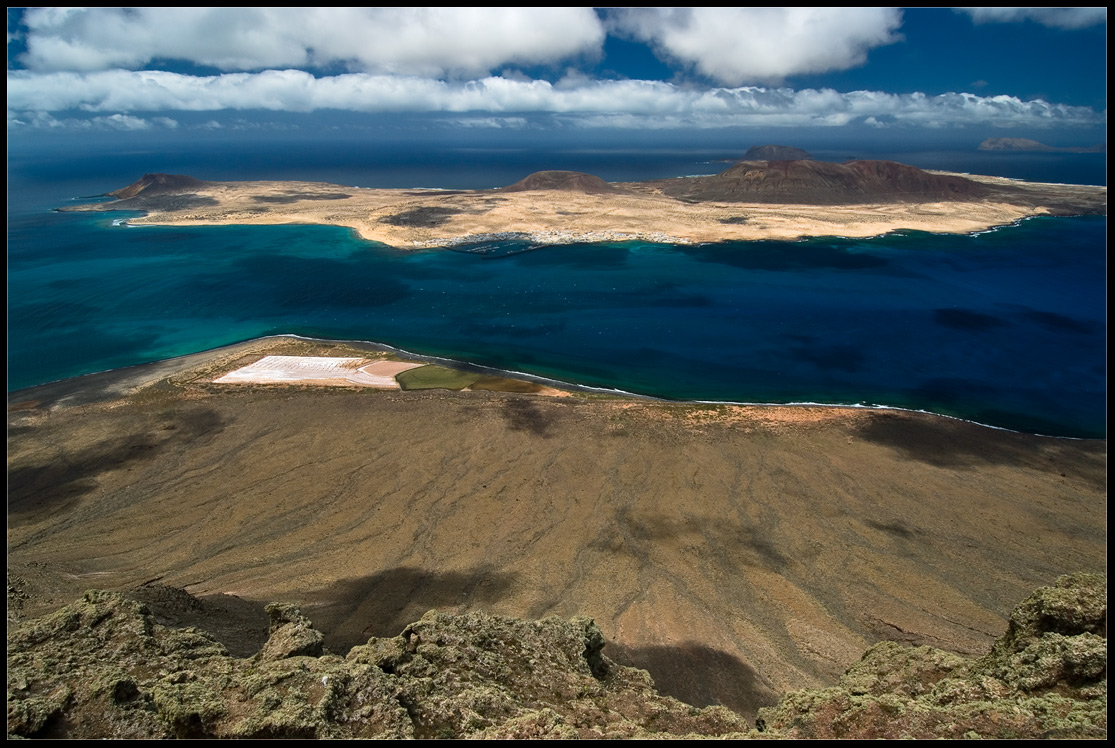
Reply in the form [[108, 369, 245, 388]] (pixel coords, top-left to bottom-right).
[[59, 167, 1106, 248], [79, 199, 1062, 248], [9, 333, 1107, 715], [101, 210, 1104, 250], [8, 333, 1104, 442]]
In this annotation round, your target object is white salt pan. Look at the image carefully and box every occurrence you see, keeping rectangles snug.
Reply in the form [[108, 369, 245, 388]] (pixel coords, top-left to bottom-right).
[[214, 355, 422, 388]]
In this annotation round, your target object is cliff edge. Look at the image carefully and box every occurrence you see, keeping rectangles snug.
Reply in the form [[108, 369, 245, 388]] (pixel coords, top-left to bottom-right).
[[6, 574, 1106, 739]]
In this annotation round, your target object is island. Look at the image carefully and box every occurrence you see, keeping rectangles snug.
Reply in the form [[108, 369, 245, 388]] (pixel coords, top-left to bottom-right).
[[978, 137, 1106, 153], [62, 156, 1106, 248]]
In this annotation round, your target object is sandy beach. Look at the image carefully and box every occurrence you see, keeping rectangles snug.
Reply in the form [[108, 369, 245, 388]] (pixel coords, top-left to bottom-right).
[[7, 336, 1107, 719], [63, 168, 1106, 247]]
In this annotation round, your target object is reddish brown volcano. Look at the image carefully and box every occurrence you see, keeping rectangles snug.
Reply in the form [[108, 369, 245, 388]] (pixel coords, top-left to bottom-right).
[[108, 173, 209, 199], [500, 170, 628, 194], [661, 159, 992, 204]]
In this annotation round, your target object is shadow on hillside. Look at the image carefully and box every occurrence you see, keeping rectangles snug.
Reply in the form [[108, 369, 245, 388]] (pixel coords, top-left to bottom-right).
[[126, 583, 270, 658], [584, 506, 788, 572], [855, 412, 1103, 472], [298, 565, 519, 653], [7, 408, 226, 522], [609, 641, 779, 722], [501, 397, 556, 437]]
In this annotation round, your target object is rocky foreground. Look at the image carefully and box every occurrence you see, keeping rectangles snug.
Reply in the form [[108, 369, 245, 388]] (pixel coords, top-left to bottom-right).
[[7, 573, 1106, 739]]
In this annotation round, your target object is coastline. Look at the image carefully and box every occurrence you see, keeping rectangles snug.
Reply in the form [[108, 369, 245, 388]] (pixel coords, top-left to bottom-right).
[[60, 169, 1106, 248], [92, 202, 1050, 247], [23, 168, 1106, 439], [9, 333, 1107, 716], [8, 333, 1104, 441]]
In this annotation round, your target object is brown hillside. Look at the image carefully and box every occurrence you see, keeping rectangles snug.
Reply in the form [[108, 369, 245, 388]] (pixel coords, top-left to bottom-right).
[[501, 170, 627, 194], [743, 144, 813, 161], [7, 336, 1106, 723], [661, 159, 992, 204], [108, 173, 209, 199]]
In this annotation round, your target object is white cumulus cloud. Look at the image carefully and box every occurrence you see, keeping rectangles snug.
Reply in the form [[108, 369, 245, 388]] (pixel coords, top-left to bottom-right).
[[7, 69, 1104, 131], [91, 113, 154, 130], [606, 7, 904, 85], [956, 7, 1107, 30], [16, 7, 606, 77]]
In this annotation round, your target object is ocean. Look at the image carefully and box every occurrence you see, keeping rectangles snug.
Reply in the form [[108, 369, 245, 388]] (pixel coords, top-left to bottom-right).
[[6, 140, 1107, 438]]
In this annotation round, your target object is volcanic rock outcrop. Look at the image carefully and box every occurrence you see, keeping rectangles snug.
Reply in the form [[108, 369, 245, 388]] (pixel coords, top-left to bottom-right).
[[6, 574, 1106, 739], [5, 590, 749, 739], [757, 572, 1107, 739]]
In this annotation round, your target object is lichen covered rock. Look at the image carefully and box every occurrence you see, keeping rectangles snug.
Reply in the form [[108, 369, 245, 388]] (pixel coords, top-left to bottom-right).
[[7, 575, 1105, 739], [257, 602, 325, 661], [974, 572, 1107, 697], [756, 573, 1107, 739], [6, 592, 749, 739]]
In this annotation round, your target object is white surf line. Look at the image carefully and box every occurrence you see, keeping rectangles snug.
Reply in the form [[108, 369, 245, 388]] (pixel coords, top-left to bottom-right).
[[280, 333, 1104, 438]]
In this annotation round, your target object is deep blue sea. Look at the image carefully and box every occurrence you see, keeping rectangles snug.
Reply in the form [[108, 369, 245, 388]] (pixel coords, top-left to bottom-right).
[[7, 141, 1107, 438]]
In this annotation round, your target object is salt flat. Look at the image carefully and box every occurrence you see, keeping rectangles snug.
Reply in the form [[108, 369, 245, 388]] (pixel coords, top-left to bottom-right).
[[214, 355, 422, 387]]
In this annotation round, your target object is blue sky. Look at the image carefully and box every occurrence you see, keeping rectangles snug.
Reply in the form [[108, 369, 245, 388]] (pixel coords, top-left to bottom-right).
[[6, 7, 1107, 146]]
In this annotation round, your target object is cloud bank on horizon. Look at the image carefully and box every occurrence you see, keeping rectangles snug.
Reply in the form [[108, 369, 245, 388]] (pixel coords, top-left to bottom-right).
[[956, 6, 1107, 30], [6, 7, 1107, 134]]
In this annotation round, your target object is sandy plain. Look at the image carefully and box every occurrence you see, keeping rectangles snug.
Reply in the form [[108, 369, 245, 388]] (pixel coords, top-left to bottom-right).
[[77, 171, 1107, 247], [7, 336, 1107, 721]]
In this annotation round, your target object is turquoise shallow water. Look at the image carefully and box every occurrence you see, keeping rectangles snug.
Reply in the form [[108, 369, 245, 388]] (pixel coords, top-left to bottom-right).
[[7, 199, 1106, 438], [6, 141, 1108, 437]]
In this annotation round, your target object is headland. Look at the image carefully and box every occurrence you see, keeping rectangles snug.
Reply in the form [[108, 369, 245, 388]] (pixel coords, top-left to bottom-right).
[[61, 157, 1106, 247]]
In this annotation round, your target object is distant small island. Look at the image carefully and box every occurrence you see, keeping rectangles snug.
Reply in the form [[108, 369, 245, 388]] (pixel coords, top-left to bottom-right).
[[63, 150, 1106, 248], [978, 137, 1106, 153]]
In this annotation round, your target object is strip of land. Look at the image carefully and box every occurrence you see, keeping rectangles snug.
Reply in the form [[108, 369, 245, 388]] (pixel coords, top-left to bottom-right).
[[7, 336, 1107, 719], [62, 160, 1106, 247]]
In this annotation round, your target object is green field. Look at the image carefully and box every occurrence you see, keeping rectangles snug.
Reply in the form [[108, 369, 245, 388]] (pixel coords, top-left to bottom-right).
[[395, 365, 480, 391], [395, 366, 548, 393]]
